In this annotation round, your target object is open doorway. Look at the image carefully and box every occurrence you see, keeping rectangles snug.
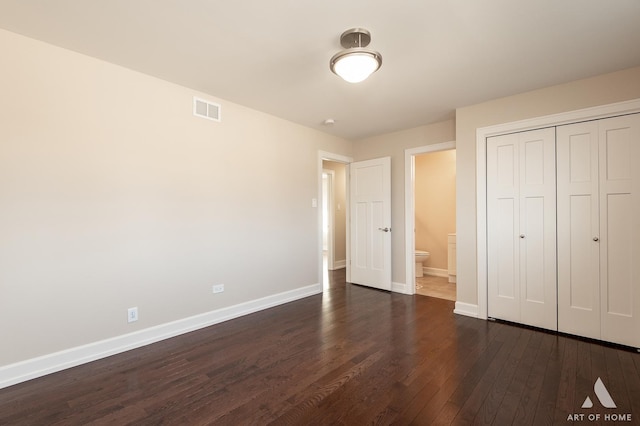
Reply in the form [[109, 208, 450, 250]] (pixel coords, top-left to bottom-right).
[[322, 161, 347, 289], [318, 151, 352, 290], [405, 141, 456, 300]]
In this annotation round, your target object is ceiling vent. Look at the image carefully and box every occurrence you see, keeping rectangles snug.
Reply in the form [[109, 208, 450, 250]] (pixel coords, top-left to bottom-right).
[[193, 97, 221, 122]]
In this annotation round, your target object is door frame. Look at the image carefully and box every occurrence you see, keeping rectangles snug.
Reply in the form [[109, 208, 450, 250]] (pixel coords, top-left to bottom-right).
[[322, 169, 336, 269], [475, 98, 640, 320], [318, 151, 353, 287], [404, 141, 456, 296]]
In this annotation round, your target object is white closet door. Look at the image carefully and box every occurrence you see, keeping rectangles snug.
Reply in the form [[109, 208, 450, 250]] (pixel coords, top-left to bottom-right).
[[599, 114, 640, 348], [518, 128, 557, 330], [487, 133, 520, 323], [557, 121, 601, 339], [487, 128, 556, 330]]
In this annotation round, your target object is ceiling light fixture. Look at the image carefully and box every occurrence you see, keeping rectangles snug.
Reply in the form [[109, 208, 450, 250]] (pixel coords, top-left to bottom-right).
[[330, 28, 382, 83]]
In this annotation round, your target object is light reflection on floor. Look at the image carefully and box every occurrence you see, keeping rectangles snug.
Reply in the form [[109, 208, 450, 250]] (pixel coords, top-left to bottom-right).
[[322, 252, 329, 289]]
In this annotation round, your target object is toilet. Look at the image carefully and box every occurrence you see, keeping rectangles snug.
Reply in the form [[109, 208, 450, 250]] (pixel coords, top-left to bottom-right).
[[415, 250, 430, 278]]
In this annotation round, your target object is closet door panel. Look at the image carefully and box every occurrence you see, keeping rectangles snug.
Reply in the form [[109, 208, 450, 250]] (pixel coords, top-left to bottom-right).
[[569, 195, 597, 310], [604, 193, 632, 316], [521, 196, 545, 304], [496, 198, 517, 299], [487, 134, 520, 322], [518, 128, 557, 330], [557, 122, 600, 339], [599, 114, 640, 348]]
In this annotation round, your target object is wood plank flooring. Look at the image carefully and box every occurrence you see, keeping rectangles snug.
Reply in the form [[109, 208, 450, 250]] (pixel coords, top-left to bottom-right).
[[1, 269, 639, 425]]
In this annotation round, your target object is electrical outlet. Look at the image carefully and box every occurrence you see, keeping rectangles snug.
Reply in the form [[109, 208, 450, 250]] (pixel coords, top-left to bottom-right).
[[127, 307, 139, 323], [212, 284, 224, 294]]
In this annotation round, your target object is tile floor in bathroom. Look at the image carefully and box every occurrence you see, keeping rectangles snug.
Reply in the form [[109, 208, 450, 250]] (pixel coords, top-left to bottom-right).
[[415, 275, 456, 301]]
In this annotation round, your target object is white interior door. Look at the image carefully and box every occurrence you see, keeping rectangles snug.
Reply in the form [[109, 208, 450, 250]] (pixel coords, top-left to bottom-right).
[[349, 157, 391, 290], [557, 121, 601, 339], [599, 114, 640, 348]]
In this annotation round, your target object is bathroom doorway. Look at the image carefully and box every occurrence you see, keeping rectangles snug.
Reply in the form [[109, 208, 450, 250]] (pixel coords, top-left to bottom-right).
[[404, 142, 456, 300]]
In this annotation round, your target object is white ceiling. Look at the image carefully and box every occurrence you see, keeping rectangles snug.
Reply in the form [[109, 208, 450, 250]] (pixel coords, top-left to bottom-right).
[[1, 1, 640, 140]]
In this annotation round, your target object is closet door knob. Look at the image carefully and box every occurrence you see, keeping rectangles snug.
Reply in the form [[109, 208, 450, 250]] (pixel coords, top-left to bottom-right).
[[519, 234, 525, 239], [593, 237, 599, 242]]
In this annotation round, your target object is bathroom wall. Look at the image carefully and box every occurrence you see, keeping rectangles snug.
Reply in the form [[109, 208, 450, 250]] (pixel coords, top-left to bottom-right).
[[415, 150, 456, 271], [322, 161, 347, 266]]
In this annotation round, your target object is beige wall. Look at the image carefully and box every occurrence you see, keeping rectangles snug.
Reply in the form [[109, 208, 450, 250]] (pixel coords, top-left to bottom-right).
[[415, 150, 456, 270], [0, 29, 351, 366], [3, 25, 640, 372], [455, 66, 640, 306], [353, 120, 456, 286], [322, 161, 347, 264]]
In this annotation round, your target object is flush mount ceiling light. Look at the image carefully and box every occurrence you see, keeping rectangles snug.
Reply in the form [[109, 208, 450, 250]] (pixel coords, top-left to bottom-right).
[[330, 28, 382, 83]]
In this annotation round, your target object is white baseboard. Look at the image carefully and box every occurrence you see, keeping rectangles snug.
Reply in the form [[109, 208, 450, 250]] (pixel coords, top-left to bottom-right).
[[454, 302, 479, 318], [423, 267, 448, 278], [330, 259, 346, 270], [0, 283, 322, 390], [391, 281, 408, 294]]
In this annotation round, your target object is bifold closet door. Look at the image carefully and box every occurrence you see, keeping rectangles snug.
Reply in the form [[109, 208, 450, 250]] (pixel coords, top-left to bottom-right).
[[558, 113, 640, 348], [599, 114, 640, 348], [557, 121, 600, 340], [487, 128, 557, 331]]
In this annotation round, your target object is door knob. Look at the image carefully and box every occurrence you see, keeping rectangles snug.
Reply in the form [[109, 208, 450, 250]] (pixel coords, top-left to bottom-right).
[[378, 227, 390, 232], [520, 234, 525, 238], [593, 237, 599, 242]]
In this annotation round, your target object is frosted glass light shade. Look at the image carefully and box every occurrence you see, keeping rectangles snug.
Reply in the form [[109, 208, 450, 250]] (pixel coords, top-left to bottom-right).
[[330, 50, 382, 83]]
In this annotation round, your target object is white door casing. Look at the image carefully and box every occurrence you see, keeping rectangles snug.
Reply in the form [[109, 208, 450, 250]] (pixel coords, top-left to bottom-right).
[[322, 169, 335, 269], [350, 157, 391, 290]]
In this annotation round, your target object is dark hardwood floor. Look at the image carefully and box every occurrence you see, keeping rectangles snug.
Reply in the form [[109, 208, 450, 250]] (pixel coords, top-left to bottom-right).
[[1, 269, 639, 425]]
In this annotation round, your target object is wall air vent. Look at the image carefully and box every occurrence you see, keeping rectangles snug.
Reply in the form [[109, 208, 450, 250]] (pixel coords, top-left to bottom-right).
[[193, 97, 221, 122]]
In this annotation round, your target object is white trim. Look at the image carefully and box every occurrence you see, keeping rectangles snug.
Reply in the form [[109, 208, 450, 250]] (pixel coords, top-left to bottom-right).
[[476, 98, 640, 321], [392, 281, 408, 293], [331, 260, 346, 270], [423, 267, 448, 278], [322, 169, 336, 268], [454, 302, 479, 318], [318, 151, 353, 286], [404, 141, 456, 296], [0, 283, 321, 390]]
